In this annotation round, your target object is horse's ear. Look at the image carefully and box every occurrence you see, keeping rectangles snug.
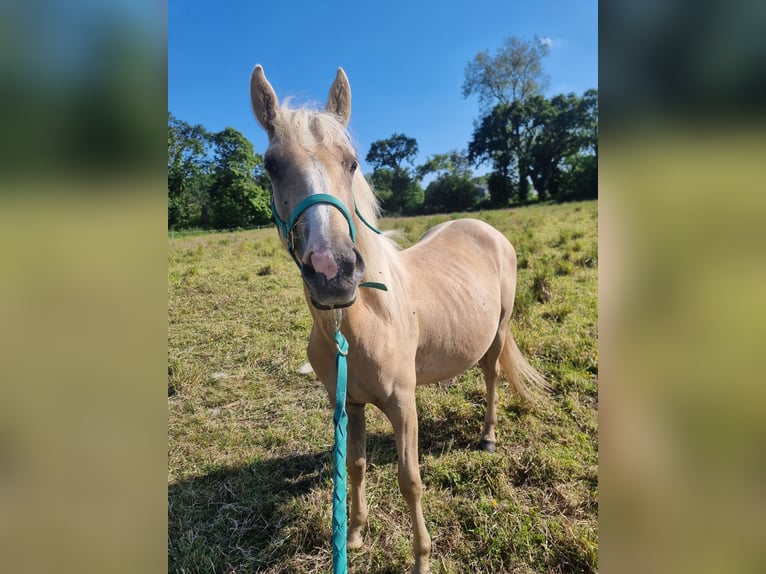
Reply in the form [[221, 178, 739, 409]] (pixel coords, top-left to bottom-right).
[[251, 65, 279, 137], [326, 68, 351, 125]]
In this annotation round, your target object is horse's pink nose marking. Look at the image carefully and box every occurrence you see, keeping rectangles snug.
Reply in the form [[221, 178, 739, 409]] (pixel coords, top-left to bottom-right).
[[307, 249, 338, 280]]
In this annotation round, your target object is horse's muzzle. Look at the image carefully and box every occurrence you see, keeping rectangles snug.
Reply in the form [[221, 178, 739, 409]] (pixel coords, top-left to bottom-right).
[[301, 246, 365, 310]]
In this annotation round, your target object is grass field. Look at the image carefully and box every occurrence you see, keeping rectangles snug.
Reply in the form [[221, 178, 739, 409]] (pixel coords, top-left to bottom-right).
[[168, 200, 598, 573]]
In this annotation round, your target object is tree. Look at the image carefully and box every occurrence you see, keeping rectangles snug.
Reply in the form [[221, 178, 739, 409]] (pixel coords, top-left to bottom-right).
[[469, 98, 548, 204], [529, 90, 598, 201], [365, 133, 419, 172], [366, 134, 423, 215], [167, 113, 211, 229], [423, 174, 478, 214], [558, 88, 598, 201], [416, 150, 472, 181], [579, 88, 599, 158], [368, 168, 423, 215], [167, 115, 276, 230], [561, 154, 597, 201], [486, 172, 514, 207], [528, 94, 583, 201], [464, 36, 554, 204], [207, 127, 271, 228], [417, 150, 477, 214], [462, 36, 551, 111]]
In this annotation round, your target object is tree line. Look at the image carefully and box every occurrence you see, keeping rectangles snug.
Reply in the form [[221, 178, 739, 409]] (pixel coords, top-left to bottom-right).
[[168, 116, 272, 230], [168, 36, 597, 231]]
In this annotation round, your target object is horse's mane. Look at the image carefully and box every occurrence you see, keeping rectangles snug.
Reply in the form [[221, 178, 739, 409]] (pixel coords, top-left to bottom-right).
[[351, 171, 407, 322], [276, 102, 406, 321]]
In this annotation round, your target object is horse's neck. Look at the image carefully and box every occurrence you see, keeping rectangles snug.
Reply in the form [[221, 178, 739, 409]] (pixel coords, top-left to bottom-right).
[[358, 232, 405, 320], [307, 305, 361, 357]]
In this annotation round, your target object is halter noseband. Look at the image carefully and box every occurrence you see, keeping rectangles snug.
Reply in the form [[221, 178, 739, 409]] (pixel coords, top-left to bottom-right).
[[271, 191, 382, 268]]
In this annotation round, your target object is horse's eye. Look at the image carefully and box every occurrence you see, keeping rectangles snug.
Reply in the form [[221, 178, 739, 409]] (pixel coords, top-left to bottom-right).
[[264, 156, 278, 176], [349, 160, 358, 174]]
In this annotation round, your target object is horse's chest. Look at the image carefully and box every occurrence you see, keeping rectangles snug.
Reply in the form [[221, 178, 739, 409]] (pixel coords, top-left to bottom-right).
[[308, 338, 400, 405]]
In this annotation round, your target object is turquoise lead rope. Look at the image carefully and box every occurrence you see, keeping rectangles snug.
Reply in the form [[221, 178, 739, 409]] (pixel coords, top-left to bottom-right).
[[332, 323, 349, 574]]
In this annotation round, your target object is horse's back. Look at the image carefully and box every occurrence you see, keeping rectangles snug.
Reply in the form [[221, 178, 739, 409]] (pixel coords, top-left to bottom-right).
[[406, 218, 516, 272]]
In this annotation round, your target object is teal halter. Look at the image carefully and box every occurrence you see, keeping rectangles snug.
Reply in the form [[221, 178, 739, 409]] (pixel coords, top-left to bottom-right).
[[271, 193, 358, 267], [270, 191, 387, 293]]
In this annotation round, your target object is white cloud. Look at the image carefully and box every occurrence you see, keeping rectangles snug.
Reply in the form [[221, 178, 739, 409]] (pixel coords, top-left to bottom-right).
[[539, 37, 554, 48]]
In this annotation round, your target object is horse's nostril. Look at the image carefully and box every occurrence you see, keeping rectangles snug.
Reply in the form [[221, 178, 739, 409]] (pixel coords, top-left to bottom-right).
[[301, 260, 317, 280], [352, 247, 365, 275]]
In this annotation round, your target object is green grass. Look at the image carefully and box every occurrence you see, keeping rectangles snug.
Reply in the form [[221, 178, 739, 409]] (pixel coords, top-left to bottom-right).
[[168, 200, 598, 573]]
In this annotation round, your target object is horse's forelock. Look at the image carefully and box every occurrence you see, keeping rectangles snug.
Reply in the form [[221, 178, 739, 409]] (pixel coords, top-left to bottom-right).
[[275, 103, 355, 154]]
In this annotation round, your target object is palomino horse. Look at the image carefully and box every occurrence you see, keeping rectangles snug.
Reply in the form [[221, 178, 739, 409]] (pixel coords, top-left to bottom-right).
[[250, 65, 548, 574]]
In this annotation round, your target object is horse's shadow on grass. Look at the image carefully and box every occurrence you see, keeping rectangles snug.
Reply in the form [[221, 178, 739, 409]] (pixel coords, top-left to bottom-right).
[[168, 451, 331, 572], [366, 407, 488, 467], [168, 399, 505, 573]]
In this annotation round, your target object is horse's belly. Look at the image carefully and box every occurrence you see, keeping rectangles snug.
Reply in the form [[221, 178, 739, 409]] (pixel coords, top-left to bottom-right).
[[414, 305, 499, 385], [415, 352, 481, 385], [405, 219, 513, 385]]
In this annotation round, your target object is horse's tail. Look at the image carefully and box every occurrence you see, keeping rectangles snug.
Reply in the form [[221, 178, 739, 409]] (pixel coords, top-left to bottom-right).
[[499, 330, 551, 403]]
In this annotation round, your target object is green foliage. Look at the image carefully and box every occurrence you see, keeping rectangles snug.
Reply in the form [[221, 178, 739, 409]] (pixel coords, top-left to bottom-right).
[[462, 35, 551, 109], [469, 90, 598, 205], [463, 35, 597, 206], [419, 150, 479, 214], [369, 167, 424, 216], [207, 127, 271, 229], [486, 172, 514, 207], [168, 115, 271, 230], [529, 95, 576, 201], [417, 150, 473, 181], [529, 90, 598, 201], [423, 174, 478, 214], [560, 154, 598, 201], [366, 134, 423, 216], [168, 113, 212, 229], [469, 99, 543, 203], [365, 133, 419, 172]]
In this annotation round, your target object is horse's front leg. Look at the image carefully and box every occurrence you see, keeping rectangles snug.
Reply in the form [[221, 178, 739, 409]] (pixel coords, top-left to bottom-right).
[[383, 392, 432, 574], [346, 401, 368, 549]]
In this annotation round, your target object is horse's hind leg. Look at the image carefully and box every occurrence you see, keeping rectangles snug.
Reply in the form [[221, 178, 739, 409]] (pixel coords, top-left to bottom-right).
[[346, 402, 368, 550], [478, 331, 505, 452]]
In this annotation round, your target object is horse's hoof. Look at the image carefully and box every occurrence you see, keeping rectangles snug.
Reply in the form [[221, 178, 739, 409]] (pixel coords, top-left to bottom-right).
[[347, 531, 364, 550], [478, 439, 496, 453]]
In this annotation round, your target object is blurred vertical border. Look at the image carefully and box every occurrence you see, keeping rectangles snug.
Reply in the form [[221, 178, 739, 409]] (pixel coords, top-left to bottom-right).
[[600, 0, 766, 573], [0, 1, 167, 573]]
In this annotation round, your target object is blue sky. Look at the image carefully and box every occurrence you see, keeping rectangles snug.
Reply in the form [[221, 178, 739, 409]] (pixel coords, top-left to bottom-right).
[[168, 1, 597, 175]]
